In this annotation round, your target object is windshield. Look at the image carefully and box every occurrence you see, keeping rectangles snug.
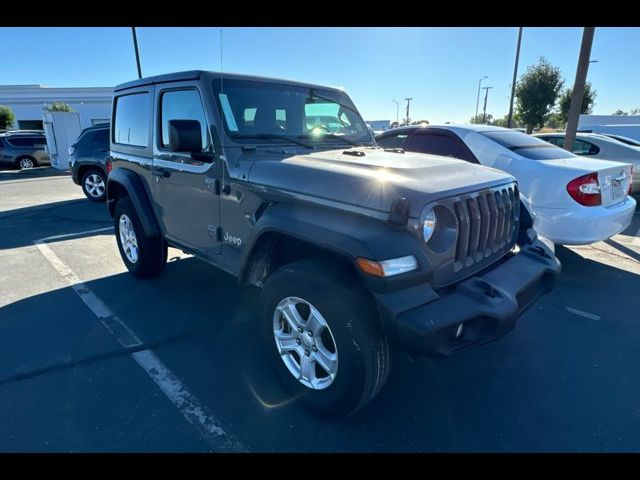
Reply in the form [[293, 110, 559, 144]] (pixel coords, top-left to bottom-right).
[[482, 130, 577, 160], [212, 79, 374, 146]]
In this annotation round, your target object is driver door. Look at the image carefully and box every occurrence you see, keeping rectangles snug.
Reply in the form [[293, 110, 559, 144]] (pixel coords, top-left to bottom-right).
[[152, 84, 222, 256]]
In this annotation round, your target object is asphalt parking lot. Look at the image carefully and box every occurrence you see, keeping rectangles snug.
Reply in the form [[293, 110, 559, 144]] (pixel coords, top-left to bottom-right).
[[2, 167, 640, 452]]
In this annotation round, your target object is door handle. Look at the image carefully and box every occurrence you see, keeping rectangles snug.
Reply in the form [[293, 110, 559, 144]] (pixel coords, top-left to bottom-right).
[[152, 168, 170, 179]]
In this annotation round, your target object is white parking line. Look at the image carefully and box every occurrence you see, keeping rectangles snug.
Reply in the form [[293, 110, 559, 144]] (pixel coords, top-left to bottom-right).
[[565, 306, 601, 321], [33, 229, 247, 452]]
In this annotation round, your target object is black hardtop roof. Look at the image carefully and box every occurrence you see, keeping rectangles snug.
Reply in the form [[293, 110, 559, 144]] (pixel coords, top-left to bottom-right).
[[114, 70, 343, 93]]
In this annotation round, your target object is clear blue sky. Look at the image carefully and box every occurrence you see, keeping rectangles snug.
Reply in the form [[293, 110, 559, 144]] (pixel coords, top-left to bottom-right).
[[1, 27, 639, 124]]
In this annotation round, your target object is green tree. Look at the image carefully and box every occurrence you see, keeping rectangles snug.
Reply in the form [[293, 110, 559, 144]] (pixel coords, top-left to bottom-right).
[[411, 119, 430, 125], [612, 109, 628, 115], [543, 113, 564, 130], [0, 104, 16, 130], [492, 115, 511, 128], [470, 113, 493, 124], [43, 101, 74, 112], [630, 108, 640, 115], [558, 82, 596, 126], [515, 57, 564, 133]]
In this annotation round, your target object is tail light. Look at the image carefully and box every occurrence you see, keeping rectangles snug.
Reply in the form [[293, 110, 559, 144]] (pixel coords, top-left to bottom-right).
[[68, 145, 76, 156], [566, 172, 601, 206], [106, 159, 112, 174], [629, 166, 634, 195]]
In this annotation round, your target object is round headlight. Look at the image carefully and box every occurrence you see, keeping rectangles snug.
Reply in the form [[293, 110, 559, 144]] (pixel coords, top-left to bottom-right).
[[422, 208, 437, 243]]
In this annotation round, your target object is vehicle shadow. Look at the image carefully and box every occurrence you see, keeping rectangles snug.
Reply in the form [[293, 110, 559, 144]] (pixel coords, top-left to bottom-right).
[[0, 166, 69, 181], [2, 241, 640, 452], [0, 199, 112, 250]]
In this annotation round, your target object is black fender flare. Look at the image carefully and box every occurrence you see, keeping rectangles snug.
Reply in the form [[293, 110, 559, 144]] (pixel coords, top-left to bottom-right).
[[238, 202, 431, 291], [107, 168, 161, 238]]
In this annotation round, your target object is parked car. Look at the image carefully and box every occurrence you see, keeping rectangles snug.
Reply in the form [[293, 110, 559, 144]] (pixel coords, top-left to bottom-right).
[[106, 70, 560, 416], [376, 125, 636, 245], [578, 124, 640, 142], [69, 124, 110, 202], [0, 130, 50, 169], [534, 132, 640, 192], [599, 134, 640, 147]]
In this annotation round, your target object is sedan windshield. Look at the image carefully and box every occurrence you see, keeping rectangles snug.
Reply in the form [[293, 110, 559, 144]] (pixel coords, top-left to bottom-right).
[[482, 130, 576, 160], [212, 79, 374, 146]]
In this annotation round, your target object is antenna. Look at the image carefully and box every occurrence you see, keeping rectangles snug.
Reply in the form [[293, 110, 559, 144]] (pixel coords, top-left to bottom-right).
[[219, 29, 223, 93]]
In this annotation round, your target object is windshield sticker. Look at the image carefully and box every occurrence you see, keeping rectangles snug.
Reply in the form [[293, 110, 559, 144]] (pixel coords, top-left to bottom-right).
[[218, 94, 239, 132]]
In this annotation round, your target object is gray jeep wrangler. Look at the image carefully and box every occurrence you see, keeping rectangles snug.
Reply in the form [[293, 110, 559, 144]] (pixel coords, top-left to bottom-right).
[[107, 71, 560, 415]]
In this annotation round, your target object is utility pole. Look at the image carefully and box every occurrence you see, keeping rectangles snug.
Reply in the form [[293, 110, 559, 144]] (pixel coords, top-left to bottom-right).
[[564, 27, 596, 151], [482, 86, 493, 124], [507, 27, 523, 128], [475, 76, 487, 121], [404, 98, 413, 125], [392, 100, 399, 125], [131, 27, 142, 79]]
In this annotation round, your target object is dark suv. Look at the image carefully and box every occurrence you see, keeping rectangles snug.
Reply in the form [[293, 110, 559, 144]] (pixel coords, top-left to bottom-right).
[[106, 70, 560, 415], [70, 124, 110, 201], [0, 131, 50, 169]]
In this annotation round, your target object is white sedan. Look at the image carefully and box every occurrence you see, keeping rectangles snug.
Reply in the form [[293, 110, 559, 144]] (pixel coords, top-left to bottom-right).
[[534, 132, 640, 192], [375, 125, 636, 245]]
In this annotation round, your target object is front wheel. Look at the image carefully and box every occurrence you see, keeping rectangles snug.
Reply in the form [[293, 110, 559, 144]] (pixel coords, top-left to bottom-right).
[[114, 197, 167, 278], [261, 259, 390, 416]]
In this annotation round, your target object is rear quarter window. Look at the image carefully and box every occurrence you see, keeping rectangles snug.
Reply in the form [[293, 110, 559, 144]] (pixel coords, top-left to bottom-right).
[[376, 132, 409, 149], [482, 130, 576, 160], [113, 92, 150, 147]]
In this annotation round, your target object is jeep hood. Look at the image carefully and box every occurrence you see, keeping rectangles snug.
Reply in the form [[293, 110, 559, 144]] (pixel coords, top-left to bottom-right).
[[247, 148, 514, 217]]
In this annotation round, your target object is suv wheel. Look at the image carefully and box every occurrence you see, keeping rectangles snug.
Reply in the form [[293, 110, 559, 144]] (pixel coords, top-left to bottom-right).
[[114, 197, 167, 278], [261, 259, 390, 416], [17, 157, 37, 170], [81, 169, 107, 202]]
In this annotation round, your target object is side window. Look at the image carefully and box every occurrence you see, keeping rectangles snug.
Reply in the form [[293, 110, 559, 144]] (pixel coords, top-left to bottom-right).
[[544, 137, 562, 146], [408, 132, 478, 163], [7, 136, 40, 147], [76, 131, 95, 148], [376, 133, 409, 149], [160, 89, 209, 150], [114, 92, 150, 147], [572, 140, 600, 155]]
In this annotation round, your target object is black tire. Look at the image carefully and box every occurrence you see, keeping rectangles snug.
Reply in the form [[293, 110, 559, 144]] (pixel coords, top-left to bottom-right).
[[81, 168, 107, 202], [16, 156, 37, 170], [261, 259, 390, 416], [114, 196, 167, 279]]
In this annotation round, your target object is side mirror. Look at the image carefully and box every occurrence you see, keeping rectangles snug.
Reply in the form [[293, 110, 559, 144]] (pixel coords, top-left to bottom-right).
[[168, 119, 203, 153]]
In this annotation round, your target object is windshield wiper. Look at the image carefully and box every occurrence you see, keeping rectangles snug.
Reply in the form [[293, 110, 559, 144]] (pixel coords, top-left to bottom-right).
[[231, 133, 313, 149], [298, 133, 361, 147]]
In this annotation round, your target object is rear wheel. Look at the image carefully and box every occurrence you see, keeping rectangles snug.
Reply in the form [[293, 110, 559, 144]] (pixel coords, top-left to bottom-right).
[[114, 197, 167, 278], [81, 168, 107, 202], [261, 259, 390, 416], [16, 156, 37, 170]]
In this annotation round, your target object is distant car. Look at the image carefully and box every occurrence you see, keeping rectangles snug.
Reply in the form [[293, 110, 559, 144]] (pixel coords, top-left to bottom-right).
[[599, 134, 640, 147], [375, 125, 636, 245], [69, 124, 110, 202], [0, 131, 50, 169], [534, 132, 640, 192]]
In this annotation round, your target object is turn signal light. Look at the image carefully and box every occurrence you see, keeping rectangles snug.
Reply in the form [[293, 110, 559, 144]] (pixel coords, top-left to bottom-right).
[[355, 255, 418, 278], [106, 159, 113, 174]]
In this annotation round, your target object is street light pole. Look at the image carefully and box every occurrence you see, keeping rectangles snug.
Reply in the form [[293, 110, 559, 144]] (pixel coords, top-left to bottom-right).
[[475, 76, 487, 121], [404, 97, 413, 125], [507, 27, 523, 128], [131, 27, 142, 79], [482, 86, 493, 124], [564, 27, 596, 152], [392, 100, 399, 125]]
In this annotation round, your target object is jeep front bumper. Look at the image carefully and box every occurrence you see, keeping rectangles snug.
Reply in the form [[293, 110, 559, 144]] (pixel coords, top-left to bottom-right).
[[381, 238, 560, 357]]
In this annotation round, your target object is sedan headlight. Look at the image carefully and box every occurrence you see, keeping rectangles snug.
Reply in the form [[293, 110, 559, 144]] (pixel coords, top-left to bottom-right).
[[422, 208, 437, 243]]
